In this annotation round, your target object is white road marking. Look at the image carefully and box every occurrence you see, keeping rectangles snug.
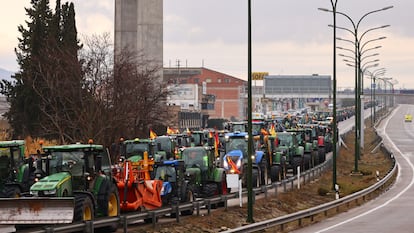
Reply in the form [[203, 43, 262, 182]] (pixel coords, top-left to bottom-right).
[[316, 106, 414, 233]]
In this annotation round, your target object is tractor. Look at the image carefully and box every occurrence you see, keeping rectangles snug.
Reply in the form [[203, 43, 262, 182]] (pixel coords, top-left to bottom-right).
[[122, 138, 166, 162], [221, 131, 264, 188], [152, 159, 194, 216], [154, 135, 177, 160], [114, 151, 163, 213], [0, 140, 35, 198], [181, 146, 227, 198], [0, 143, 120, 231], [287, 128, 313, 170], [269, 131, 304, 182]]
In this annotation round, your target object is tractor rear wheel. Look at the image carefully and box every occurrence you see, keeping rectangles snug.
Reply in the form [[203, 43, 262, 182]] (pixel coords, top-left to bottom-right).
[[312, 151, 319, 167], [292, 157, 302, 175], [252, 168, 259, 188], [303, 153, 311, 170], [318, 147, 326, 163], [181, 189, 194, 216], [270, 165, 281, 182], [97, 182, 120, 232], [217, 173, 228, 195], [74, 194, 94, 222]]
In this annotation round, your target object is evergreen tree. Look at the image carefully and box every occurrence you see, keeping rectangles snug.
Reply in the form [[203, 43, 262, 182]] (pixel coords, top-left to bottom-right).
[[1, 0, 53, 137], [1, 0, 81, 140]]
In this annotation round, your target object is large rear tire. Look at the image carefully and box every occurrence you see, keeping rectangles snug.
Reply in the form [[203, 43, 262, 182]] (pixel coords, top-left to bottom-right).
[[252, 168, 259, 188], [217, 173, 228, 195], [311, 151, 319, 167], [181, 189, 194, 216], [292, 157, 302, 175], [97, 182, 120, 232], [303, 153, 311, 170], [318, 147, 326, 163], [270, 165, 281, 182]]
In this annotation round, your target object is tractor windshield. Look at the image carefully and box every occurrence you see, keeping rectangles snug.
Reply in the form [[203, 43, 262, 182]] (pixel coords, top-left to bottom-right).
[[226, 138, 247, 153], [182, 149, 208, 170], [125, 143, 151, 159], [0, 146, 22, 180], [278, 134, 293, 147], [232, 123, 247, 132], [154, 165, 176, 182], [48, 151, 85, 176]]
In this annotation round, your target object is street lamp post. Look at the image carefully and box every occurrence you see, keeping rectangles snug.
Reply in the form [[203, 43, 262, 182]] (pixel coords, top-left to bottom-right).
[[246, 0, 254, 223], [365, 68, 386, 124], [320, 6, 392, 172], [318, 0, 338, 190]]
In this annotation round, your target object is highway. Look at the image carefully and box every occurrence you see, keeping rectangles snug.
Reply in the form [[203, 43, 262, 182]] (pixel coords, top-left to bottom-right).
[[293, 104, 414, 233]]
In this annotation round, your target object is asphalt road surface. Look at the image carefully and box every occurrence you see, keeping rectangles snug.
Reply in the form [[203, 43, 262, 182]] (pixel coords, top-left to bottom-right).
[[294, 104, 414, 233]]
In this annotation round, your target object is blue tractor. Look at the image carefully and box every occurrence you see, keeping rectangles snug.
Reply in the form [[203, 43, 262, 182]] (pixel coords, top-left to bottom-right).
[[221, 131, 264, 188]]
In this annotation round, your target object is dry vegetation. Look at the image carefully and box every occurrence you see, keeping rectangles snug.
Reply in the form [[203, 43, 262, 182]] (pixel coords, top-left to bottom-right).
[[0, 119, 57, 156], [126, 123, 394, 233]]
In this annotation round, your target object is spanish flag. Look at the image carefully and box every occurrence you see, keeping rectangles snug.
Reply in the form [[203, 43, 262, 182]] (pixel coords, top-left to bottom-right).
[[214, 131, 219, 157], [270, 123, 276, 136], [167, 126, 174, 135], [261, 128, 269, 135], [149, 129, 157, 139]]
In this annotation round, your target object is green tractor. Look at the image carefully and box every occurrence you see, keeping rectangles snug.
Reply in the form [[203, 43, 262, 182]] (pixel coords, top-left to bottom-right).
[[154, 135, 177, 160], [122, 138, 167, 162], [287, 128, 314, 170], [181, 146, 228, 198], [0, 143, 120, 230], [0, 140, 35, 198], [269, 131, 304, 182]]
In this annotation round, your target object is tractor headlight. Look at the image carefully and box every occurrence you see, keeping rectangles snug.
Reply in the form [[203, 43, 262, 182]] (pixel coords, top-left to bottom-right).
[[223, 159, 229, 169], [236, 159, 241, 168], [30, 190, 38, 196]]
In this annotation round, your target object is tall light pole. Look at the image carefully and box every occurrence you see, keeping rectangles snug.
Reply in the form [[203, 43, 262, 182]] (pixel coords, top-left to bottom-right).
[[318, 0, 338, 190], [246, 0, 254, 223], [319, 5, 392, 172], [365, 68, 386, 124]]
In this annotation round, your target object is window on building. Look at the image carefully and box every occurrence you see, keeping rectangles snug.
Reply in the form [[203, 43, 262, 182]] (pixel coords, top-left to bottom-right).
[[206, 78, 212, 83], [218, 78, 221, 83], [194, 78, 199, 84], [224, 78, 230, 83]]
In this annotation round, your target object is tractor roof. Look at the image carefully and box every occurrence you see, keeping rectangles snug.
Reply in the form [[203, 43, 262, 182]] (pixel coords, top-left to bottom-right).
[[124, 138, 153, 144], [43, 143, 104, 152], [0, 140, 25, 147]]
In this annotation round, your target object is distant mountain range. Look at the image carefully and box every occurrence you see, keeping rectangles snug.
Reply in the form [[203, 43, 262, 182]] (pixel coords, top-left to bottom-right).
[[0, 68, 14, 82]]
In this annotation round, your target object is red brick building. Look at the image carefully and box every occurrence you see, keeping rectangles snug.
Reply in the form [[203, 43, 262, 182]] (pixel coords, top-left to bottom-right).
[[163, 67, 247, 121]]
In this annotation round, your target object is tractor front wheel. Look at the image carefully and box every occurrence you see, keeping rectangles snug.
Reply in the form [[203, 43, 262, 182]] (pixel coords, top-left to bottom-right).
[[74, 194, 94, 222]]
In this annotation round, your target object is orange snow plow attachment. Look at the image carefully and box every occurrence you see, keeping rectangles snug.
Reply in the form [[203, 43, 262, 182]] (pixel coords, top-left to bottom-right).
[[115, 152, 162, 211]]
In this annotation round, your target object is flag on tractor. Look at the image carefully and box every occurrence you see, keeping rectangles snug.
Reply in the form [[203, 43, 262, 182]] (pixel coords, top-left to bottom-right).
[[166, 126, 174, 135], [261, 128, 269, 135], [149, 129, 157, 139], [270, 123, 276, 136], [214, 130, 220, 157]]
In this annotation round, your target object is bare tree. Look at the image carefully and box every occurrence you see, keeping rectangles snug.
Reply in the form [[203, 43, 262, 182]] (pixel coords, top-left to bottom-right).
[[31, 33, 171, 146]]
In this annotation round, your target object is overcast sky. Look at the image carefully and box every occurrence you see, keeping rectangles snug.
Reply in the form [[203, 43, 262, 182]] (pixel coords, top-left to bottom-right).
[[0, 0, 412, 89]]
